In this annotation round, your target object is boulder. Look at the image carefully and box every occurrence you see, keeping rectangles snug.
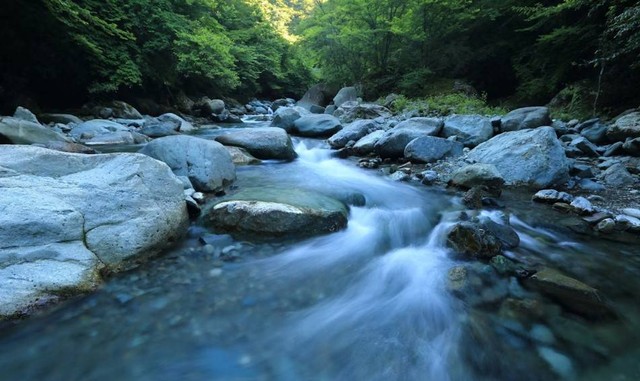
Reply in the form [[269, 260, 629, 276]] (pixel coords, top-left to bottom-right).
[[0, 117, 70, 145], [214, 127, 297, 161], [224, 146, 261, 165], [579, 119, 608, 144], [501, 107, 551, 132], [404, 136, 464, 163], [449, 164, 505, 192], [328, 119, 380, 149], [140, 121, 180, 138], [442, 114, 493, 147], [525, 268, 613, 318], [271, 106, 309, 132], [467, 127, 570, 188], [570, 137, 599, 157], [39, 113, 83, 125], [353, 130, 386, 155], [202, 187, 348, 239], [292, 114, 342, 137], [532, 189, 574, 204], [156, 113, 195, 132], [0, 146, 189, 317], [91, 101, 143, 119], [600, 163, 636, 186], [199, 98, 226, 116], [622, 137, 640, 156], [69, 119, 130, 141], [446, 222, 503, 259], [333, 86, 358, 108], [333, 102, 392, 123], [13, 106, 39, 124], [139, 135, 236, 192], [297, 84, 332, 110], [607, 112, 640, 142], [374, 117, 443, 158]]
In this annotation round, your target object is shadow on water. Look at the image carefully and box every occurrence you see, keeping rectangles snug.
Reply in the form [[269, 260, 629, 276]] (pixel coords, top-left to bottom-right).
[[1, 124, 640, 381]]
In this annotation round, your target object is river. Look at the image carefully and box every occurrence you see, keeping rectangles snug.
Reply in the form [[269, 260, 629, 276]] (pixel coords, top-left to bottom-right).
[[0, 121, 639, 381]]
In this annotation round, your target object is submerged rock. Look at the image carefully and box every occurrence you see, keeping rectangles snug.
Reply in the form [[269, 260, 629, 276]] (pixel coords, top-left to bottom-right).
[[215, 127, 297, 161], [467, 127, 569, 188], [446, 222, 503, 259], [203, 188, 348, 239], [525, 268, 614, 319], [139, 135, 236, 192], [0, 146, 189, 317]]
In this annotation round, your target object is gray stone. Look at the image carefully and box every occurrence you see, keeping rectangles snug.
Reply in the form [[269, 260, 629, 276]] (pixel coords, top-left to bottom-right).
[[13, 106, 39, 124], [615, 214, 640, 232], [570, 197, 594, 215], [622, 208, 640, 219], [595, 218, 616, 233], [603, 142, 625, 157], [622, 137, 640, 156], [420, 170, 439, 185], [38, 141, 97, 154], [139, 135, 236, 192], [501, 107, 551, 132], [0, 146, 189, 316], [292, 114, 342, 137], [333, 86, 358, 108], [333, 102, 392, 123], [446, 222, 503, 259], [224, 146, 261, 166], [578, 179, 606, 191], [579, 119, 608, 144], [202, 187, 348, 239], [39, 113, 83, 125], [571, 137, 600, 157], [449, 164, 505, 191], [297, 84, 332, 109], [140, 121, 180, 138], [374, 117, 443, 158], [442, 114, 493, 147], [389, 171, 410, 181], [328, 119, 379, 149], [404, 136, 463, 163], [601, 163, 636, 186], [532, 189, 574, 204], [0, 117, 70, 145], [467, 127, 570, 188], [201, 98, 226, 115], [353, 130, 386, 155], [215, 127, 296, 161], [271, 106, 309, 132], [157, 113, 195, 132], [607, 112, 640, 142], [309, 105, 326, 114], [551, 120, 569, 136], [69, 119, 130, 140]]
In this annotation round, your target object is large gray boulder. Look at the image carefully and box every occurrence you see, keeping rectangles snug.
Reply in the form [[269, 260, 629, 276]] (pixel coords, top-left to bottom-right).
[[467, 127, 569, 188], [214, 127, 297, 161], [333, 102, 392, 123], [374, 117, 443, 158], [333, 86, 358, 108], [271, 106, 309, 132], [404, 136, 464, 163], [0, 117, 70, 145], [202, 187, 348, 239], [0, 146, 189, 317], [156, 113, 195, 132], [501, 107, 551, 132], [13, 106, 39, 124], [69, 119, 132, 143], [353, 130, 386, 155], [139, 135, 236, 192], [297, 84, 332, 110], [198, 98, 226, 116], [328, 119, 381, 149], [292, 114, 342, 137], [607, 112, 640, 142], [442, 115, 494, 147]]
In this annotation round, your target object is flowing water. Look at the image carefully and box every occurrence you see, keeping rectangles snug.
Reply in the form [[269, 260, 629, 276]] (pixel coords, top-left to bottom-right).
[[1, 121, 639, 380]]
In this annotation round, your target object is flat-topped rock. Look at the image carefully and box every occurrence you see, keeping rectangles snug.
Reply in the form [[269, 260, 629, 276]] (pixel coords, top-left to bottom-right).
[[215, 127, 297, 161]]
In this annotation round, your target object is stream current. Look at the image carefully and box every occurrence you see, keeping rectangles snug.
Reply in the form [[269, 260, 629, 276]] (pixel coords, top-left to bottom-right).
[[0, 121, 639, 381]]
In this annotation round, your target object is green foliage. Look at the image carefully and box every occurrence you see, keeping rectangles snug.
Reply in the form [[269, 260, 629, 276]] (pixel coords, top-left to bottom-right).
[[390, 93, 506, 117]]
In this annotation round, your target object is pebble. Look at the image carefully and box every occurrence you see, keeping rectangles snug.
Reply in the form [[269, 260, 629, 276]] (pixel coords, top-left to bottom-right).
[[570, 197, 594, 215], [389, 171, 410, 182], [532, 189, 574, 204], [595, 218, 616, 233]]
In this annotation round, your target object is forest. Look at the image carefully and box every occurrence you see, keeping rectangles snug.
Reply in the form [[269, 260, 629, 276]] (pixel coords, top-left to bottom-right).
[[0, 0, 639, 116]]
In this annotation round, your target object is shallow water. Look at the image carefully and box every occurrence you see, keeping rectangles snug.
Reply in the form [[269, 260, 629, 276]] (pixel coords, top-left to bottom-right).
[[1, 122, 639, 381]]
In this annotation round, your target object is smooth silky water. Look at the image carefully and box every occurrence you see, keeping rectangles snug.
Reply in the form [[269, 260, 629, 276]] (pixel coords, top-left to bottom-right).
[[0, 121, 639, 380]]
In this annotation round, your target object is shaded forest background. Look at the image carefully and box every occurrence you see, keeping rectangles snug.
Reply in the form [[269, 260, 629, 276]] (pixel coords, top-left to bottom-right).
[[1, 0, 639, 116]]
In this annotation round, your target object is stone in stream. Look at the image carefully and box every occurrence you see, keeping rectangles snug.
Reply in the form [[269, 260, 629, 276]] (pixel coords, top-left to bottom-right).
[[374, 117, 443, 158], [467, 127, 570, 188], [441, 114, 494, 147], [139, 120, 180, 138], [139, 135, 236, 192], [525, 268, 614, 319], [328, 119, 380, 149], [352, 130, 386, 155], [271, 106, 308, 132], [0, 146, 189, 317], [449, 164, 505, 195], [0, 116, 70, 145], [446, 222, 503, 259], [570, 197, 595, 215], [69, 119, 140, 145], [332, 86, 358, 108], [606, 112, 640, 142], [404, 136, 464, 163], [214, 127, 297, 161], [224, 146, 261, 165], [156, 113, 195, 132], [500, 106, 551, 132], [532, 189, 574, 204], [202, 187, 348, 239], [292, 114, 342, 137]]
